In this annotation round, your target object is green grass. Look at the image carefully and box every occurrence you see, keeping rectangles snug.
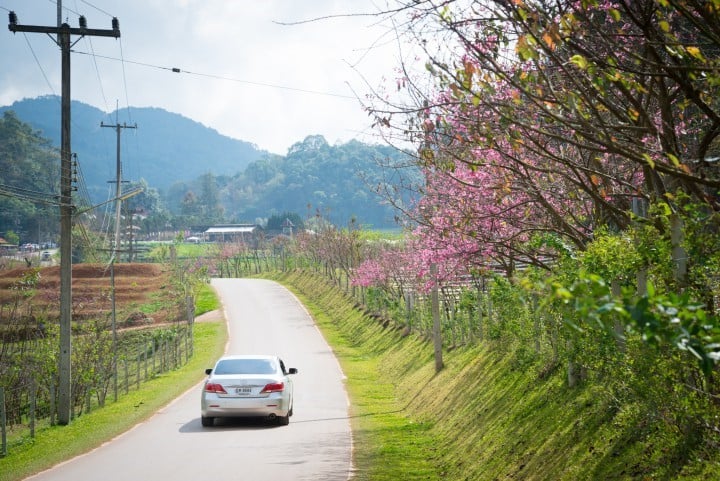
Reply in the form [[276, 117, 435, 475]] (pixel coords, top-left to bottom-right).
[[265, 271, 442, 480], [194, 282, 220, 315], [0, 321, 227, 481]]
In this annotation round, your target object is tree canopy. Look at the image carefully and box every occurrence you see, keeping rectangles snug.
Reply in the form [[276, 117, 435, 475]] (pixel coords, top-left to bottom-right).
[[0, 111, 59, 244]]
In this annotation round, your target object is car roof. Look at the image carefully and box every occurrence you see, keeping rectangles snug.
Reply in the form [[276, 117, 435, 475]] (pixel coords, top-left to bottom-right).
[[215, 354, 280, 362]]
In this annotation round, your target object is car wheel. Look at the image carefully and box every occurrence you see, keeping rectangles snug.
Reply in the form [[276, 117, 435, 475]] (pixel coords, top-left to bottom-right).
[[288, 404, 294, 417], [277, 414, 290, 426], [201, 416, 214, 427]]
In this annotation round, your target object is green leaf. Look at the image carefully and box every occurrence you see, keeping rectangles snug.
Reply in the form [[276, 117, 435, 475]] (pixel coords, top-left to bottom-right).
[[646, 281, 655, 297], [570, 54, 588, 70], [667, 152, 680, 166], [642, 153, 655, 169]]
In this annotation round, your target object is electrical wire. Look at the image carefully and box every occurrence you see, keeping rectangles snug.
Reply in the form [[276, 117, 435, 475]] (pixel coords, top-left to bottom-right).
[[82, 35, 112, 113], [70, 50, 359, 100], [100, 184, 114, 244], [77, 0, 112, 18], [0, 183, 59, 206], [22, 33, 57, 96], [117, 39, 141, 187], [72, 155, 94, 210], [118, 39, 134, 124], [58, 0, 358, 100]]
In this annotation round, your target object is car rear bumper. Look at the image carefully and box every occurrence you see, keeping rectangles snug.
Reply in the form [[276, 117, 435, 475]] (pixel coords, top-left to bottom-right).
[[201, 395, 289, 418]]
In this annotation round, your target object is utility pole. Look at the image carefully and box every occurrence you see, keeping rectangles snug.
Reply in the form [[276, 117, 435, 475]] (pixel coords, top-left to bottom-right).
[[102, 120, 136, 257], [8, 11, 120, 426], [102, 118, 135, 401]]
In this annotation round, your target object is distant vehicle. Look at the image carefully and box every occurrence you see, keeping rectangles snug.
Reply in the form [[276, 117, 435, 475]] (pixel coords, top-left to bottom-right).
[[41, 251, 52, 261], [200, 354, 298, 427]]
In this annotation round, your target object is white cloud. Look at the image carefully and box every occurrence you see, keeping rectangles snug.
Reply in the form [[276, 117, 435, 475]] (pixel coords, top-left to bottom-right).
[[0, 0, 401, 154]]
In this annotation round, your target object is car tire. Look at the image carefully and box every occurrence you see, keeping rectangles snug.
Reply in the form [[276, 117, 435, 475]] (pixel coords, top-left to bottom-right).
[[277, 414, 290, 426], [201, 416, 214, 427], [288, 404, 294, 417]]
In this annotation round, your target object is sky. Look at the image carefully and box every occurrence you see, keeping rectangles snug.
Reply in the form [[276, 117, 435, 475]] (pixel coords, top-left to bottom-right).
[[0, 0, 406, 155]]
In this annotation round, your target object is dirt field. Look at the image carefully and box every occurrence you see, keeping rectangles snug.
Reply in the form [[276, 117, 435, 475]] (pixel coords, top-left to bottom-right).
[[0, 263, 180, 330]]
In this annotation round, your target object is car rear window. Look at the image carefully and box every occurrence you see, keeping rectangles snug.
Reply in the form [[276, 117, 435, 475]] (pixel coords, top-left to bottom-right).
[[214, 358, 277, 375]]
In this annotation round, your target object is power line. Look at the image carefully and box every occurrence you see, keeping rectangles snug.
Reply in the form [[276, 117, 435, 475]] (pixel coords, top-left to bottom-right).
[[0, 183, 59, 206], [118, 39, 134, 124], [70, 50, 359, 100], [22, 32, 57, 96], [78, 0, 113, 18], [81, 35, 112, 113]]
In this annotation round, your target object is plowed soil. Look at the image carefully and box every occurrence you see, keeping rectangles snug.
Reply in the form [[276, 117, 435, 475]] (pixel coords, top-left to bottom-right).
[[0, 263, 178, 329]]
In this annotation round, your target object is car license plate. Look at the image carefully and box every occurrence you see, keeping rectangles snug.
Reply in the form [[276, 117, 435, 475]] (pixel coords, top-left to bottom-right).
[[236, 387, 252, 395]]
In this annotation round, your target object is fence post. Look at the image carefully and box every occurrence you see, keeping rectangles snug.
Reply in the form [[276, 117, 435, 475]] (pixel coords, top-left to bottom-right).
[[30, 380, 36, 438], [136, 355, 141, 390], [186, 296, 194, 326], [113, 348, 119, 403], [1, 387, 7, 457], [152, 341, 156, 375], [189, 323, 194, 358], [431, 263, 444, 373], [187, 296, 195, 360], [49, 383, 56, 426]]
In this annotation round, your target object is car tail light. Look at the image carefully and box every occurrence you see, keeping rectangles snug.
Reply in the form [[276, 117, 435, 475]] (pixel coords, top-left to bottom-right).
[[204, 383, 227, 394], [261, 382, 284, 393]]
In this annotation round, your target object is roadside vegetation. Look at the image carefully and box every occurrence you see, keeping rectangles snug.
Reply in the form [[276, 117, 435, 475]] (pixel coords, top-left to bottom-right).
[[269, 269, 720, 480], [0, 261, 219, 481], [1, 251, 718, 479], [0, 320, 226, 481], [2, 2, 720, 479]]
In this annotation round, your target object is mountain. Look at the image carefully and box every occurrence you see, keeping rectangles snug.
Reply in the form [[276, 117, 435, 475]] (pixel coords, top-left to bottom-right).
[[2, 96, 418, 231], [0, 96, 266, 202], [202, 135, 417, 229]]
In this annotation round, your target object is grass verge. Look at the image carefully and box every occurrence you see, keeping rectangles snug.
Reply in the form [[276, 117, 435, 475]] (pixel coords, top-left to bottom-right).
[[268, 270, 720, 481], [264, 271, 442, 480], [0, 320, 227, 481], [195, 281, 221, 314]]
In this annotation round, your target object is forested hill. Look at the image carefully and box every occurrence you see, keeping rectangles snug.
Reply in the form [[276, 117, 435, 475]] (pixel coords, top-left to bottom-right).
[[0, 96, 265, 200], [1, 97, 417, 231], [166, 135, 417, 229]]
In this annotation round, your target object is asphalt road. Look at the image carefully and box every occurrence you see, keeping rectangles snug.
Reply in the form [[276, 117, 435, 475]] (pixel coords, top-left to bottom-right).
[[25, 278, 352, 481]]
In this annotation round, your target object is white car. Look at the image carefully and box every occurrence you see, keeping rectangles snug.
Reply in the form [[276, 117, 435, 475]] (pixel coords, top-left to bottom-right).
[[200, 354, 298, 427]]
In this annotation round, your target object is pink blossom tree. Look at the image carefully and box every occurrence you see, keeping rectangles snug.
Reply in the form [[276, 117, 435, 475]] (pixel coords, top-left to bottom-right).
[[367, 0, 720, 274]]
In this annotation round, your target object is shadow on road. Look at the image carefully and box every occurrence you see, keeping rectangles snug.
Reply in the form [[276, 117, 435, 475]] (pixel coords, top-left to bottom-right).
[[179, 417, 287, 433]]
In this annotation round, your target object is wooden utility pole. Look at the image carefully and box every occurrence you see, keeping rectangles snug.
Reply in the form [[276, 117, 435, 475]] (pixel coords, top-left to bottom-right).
[[102, 120, 136, 256], [102, 118, 135, 401], [8, 10, 120, 425]]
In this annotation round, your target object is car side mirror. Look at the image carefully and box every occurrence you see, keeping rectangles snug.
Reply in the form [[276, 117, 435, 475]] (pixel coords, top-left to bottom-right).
[[205, 368, 212, 375], [288, 368, 298, 375]]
